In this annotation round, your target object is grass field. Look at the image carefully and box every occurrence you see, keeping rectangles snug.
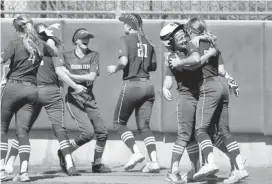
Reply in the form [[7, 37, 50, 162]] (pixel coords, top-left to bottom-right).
[[2, 165, 272, 184]]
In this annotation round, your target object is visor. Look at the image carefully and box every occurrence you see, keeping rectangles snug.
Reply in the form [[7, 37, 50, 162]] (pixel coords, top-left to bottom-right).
[[73, 29, 94, 43]]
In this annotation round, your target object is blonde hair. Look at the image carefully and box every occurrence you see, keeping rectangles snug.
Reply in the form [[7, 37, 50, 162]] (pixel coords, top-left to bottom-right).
[[186, 17, 207, 35]]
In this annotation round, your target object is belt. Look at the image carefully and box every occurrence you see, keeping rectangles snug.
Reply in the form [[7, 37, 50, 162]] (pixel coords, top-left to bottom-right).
[[37, 84, 59, 87], [127, 78, 149, 82], [8, 79, 36, 86]]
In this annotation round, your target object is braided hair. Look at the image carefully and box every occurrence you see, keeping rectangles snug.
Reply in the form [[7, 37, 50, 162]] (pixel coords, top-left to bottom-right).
[[13, 15, 44, 61], [128, 14, 154, 71]]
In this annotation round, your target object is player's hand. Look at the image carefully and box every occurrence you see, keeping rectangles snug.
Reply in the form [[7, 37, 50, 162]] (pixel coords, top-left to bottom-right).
[[73, 84, 87, 94], [190, 37, 201, 47], [163, 87, 172, 100], [1, 77, 7, 88], [207, 47, 218, 56], [169, 54, 182, 68], [107, 65, 117, 75], [228, 78, 240, 97]]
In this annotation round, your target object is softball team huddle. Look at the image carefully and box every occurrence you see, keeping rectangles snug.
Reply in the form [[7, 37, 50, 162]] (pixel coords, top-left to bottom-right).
[[0, 14, 248, 184]]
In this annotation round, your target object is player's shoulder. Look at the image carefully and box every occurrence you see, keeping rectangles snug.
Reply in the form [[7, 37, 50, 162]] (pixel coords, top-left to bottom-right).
[[63, 50, 74, 57], [87, 50, 99, 60]]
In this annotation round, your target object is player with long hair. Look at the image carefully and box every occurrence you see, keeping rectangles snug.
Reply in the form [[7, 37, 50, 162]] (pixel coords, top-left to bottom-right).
[[107, 14, 160, 173], [1, 15, 59, 181], [4, 22, 84, 179]]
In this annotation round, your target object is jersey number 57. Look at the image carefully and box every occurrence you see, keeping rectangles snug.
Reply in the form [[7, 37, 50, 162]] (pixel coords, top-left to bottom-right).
[[137, 43, 148, 58]]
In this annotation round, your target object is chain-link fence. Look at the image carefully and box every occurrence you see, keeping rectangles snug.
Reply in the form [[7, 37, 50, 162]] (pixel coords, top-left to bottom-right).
[[1, 0, 272, 20]]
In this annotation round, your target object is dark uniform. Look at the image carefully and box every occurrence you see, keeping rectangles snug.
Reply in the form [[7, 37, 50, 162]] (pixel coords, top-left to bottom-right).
[[17, 52, 70, 152], [63, 49, 108, 147], [113, 33, 157, 130], [1, 37, 56, 175], [194, 41, 224, 136], [165, 43, 202, 144], [1, 37, 56, 137]]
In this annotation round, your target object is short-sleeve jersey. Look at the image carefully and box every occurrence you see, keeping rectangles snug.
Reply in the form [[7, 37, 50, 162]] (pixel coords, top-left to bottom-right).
[[63, 49, 99, 92], [118, 34, 157, 80], [198, 41, 222, 78], [37, 44, 64, 86], [165, 43, 202, 89], [2, 37, 56, 83]]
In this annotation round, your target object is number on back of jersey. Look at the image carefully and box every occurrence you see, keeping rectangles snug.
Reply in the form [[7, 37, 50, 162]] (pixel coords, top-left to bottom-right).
[[137, 43, 148, 58]]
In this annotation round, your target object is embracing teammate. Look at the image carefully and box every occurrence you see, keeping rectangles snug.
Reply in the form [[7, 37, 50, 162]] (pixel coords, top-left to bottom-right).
[[107, 14, 160, 173], [0, 15, 68, 182], [160, 22, 217, 183], [4, 22, 83, 180], [169, 17, 248, 183]]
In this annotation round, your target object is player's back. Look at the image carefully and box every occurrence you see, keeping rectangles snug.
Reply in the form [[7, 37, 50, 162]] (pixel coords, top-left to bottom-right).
[[122, 34, 155, 80], [198, 41, 219, 79], [6, 37, 43, 82], [37, 56, 59, 86]]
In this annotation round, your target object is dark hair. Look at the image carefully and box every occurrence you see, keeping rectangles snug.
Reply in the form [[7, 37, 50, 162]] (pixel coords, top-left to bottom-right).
[[72, 28, 88, 43], [34, 23, 62, 48]]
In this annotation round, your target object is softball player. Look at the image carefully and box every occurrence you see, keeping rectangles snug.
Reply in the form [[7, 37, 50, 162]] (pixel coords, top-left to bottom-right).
[[4, 23, 83, 179], [160, 23, 217, 183], [106, 14, 160, 173], [169, 17, 248, 183], [63, 28, 111, 173], [0, 15, 59, 181]]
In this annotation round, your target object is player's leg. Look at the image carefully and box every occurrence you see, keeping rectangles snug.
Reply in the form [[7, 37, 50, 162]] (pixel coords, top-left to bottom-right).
[[66, 93, 94, 153], [43, 86, 78, 176], [194, 79, 223, 180], [113, 81, 143, 171], [1, 82, 23, 181], [217, 102, 249, 184], [84, 96, 111, 173], [135, 83, 159, 173], [5, 104, 41, 174], [166, 90, 198, 182], [14, 101, 37, 182]]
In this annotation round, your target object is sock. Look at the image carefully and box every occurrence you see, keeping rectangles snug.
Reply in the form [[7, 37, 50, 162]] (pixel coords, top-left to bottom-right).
[[116, 126, 136, 153], [171, 143, 185, 173], [0, 135, 8, 170], [197, 133, 213, 164], [59, 140, 71, 157], [142, 130, 157, 162], [59, 140, 73, 169], [93, 140, 106, 165], [6, 139, 19, 166], [224, 137, 240, 170], [18, 137, 31, 174], [214, 135, 234, 171], [70, 139, 80, 153], [186, 141, 200, 172]]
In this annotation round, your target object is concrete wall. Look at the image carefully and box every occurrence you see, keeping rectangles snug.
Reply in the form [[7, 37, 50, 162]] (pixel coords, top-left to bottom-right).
[[1, 19, 272, 167]]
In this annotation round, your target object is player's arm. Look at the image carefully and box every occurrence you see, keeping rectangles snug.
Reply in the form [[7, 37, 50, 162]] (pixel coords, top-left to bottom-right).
[[163, 67, 173, 100], [169, 43, 201, 68], [148, 48, 157, 71], [183, 47, 218, 70], [218, 53, 240, 97], [107, 37, 128, 74], [46, 43, 86, 92], [190, 32, 217, 48], [1, 41, 15, 64]]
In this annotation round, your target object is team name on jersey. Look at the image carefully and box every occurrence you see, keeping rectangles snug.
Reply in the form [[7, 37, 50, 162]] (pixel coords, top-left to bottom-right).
[[70, 64, 91, 70]]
